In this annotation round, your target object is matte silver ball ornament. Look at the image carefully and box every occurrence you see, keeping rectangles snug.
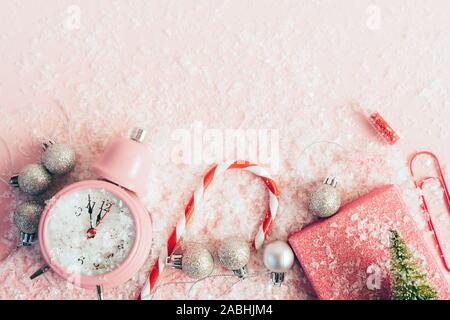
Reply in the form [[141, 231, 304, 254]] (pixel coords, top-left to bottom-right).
[[263, 240, 295, 273], [181, 244, 214, 279], [308, 177, 341, 218], [218, 238, 250, 273], [17, 164, 52, 196], [263, 240, 295, 286], [42, 143, 76, 175]]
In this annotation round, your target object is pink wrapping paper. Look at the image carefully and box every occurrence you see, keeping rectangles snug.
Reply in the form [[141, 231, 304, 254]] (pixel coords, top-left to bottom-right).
[[289, 184, 450, 300]]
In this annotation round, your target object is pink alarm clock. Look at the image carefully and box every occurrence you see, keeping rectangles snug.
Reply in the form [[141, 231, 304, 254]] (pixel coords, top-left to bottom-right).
[[34, 128, 152, 299]]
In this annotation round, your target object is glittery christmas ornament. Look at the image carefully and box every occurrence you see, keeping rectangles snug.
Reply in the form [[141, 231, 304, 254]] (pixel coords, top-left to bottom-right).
[[308, 176, 341, 218], [263, 240, 295, 286], [14, 201, 44, 246], [218, 238, 250, 278], [11, 163, 52, 196], [170, 244, 214, 279], [42, 142, 76, 175]]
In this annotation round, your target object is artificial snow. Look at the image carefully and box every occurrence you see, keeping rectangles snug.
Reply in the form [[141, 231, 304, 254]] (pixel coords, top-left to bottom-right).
[[0, 0, 449, 300]]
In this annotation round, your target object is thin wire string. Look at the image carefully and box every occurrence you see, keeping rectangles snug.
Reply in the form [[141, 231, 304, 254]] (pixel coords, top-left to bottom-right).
[[149, 270, 237, 300], [149, 278, 199, 300], [296, 139, 381, 193], [52, 99, 73, 145], [25, 99, 72, 148], [297, 140, 352, 181], [150, 267, 277, 300], [0, 135, 14, 187], [298, 140, 350, 156], [210, 271, 271, 300], [187, 272, 245, 299]]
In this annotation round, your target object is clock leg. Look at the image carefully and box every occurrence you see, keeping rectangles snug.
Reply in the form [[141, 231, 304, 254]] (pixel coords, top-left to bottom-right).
[[96, 285, 104, 300], [30, 265, 50, 280]]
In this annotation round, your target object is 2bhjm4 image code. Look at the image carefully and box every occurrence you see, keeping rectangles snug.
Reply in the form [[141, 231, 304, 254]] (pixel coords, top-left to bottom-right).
[[176, 304, 274, 317]]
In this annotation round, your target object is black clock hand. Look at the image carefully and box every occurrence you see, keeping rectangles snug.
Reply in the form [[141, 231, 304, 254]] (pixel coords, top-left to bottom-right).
[[86, 195, 97, 239], [96, 201, 105, 225], [88, 211, 93, 229], [86, 195, 96, 229], [95, 203, 113, 228]]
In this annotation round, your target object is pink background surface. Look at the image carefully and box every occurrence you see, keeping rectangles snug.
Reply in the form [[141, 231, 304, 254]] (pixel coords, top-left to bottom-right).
[[0, 0, 449, 299]]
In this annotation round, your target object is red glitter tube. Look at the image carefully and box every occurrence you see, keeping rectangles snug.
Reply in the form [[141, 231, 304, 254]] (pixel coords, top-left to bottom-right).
[[368, 111, 400, 144]]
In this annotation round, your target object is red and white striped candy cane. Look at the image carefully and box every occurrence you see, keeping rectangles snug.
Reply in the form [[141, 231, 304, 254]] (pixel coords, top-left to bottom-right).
[[139, 160, 280, 300]]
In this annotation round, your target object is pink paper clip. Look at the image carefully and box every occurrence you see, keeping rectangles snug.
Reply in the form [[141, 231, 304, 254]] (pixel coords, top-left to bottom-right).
[[410, 151, 450, 272]]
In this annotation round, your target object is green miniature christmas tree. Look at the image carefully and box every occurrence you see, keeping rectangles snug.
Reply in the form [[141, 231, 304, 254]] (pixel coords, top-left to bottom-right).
[[389, 230, 438, 300]]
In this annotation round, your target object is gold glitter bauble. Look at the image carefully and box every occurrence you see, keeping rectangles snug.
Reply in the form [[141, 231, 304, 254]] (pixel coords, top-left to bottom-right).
[[18, 164, 51, 195], [182, 244, 214, 279], [308, 184, 341, 218], [14, 201, 44, 234], [218, 238, 250, 270], [42, 143, 76, 175]]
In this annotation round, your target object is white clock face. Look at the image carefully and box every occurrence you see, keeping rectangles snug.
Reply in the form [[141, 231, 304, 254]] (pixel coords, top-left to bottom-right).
[[45, 188, 136, 276]]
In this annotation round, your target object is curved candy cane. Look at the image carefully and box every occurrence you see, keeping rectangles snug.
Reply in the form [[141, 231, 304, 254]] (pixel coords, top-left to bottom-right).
[[139, 160, 280, 300]]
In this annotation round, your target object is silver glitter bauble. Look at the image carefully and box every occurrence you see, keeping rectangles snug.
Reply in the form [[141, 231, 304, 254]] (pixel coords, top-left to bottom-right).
[[182, 244, 214, 279], [18, 164, 52, 195], [263, 240, 295, 272], [42, 143, 76, 175], [308, 178, 341, 218], [14, 201, 44, 234], [218, 238, 250, 271]]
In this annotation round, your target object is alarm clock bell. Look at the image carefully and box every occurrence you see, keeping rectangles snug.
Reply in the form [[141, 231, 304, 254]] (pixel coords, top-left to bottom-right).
[[91, 128, 152, 195]]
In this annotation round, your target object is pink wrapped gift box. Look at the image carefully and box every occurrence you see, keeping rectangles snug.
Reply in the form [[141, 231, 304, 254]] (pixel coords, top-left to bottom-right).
[[289, 184, 450, 300]]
